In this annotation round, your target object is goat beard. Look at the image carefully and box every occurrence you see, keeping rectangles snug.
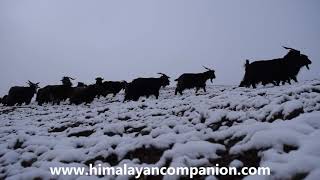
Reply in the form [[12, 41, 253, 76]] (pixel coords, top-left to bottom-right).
[[306, 64, 310, 70], [210, 78, 213, 83]]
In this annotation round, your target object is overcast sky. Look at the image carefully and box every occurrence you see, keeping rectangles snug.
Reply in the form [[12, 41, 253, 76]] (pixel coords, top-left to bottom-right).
[[0, 0, 319, 95]]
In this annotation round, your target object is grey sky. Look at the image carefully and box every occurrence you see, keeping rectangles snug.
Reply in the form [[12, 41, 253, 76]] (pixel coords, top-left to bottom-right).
[[0, 0, 319, 95]]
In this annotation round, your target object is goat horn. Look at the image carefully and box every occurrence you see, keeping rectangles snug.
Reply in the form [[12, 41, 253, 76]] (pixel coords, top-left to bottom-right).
[[158, 73, 169, 78], [203, 66, 211, 71], [67, 77, 75, 80], [282, 46, 299, 52]]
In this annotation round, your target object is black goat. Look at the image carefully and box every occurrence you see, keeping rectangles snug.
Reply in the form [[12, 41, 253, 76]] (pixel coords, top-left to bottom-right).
[[124, 73, 170, 101], [5, 81, 39, 106], [94, 77, 105, 98], [77, 82, 87, 87], [102, 81, 127, 97], [240, 46, 311, 88], [69, 77, 105, 105], [69, 85, 98, 105], [239, 60, 278, 87], [36, 77, 74, 105], [175, 66, 216, 95], [282, 46, 311, 83], [0, 95, 8, 105]]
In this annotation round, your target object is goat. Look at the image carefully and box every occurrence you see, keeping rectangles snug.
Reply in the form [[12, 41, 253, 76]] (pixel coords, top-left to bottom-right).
[[5, 81, 39, 106], [69, 84, 98, 105], [124, 73, 170, 101], [240, 46, 311, 88], [175, 66, 216, 95], [36, 77, 74, 105], [102, 81, 127, 97]]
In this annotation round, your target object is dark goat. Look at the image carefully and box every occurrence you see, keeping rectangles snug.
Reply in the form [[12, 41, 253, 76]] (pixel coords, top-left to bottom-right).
[[102, 81, 127, 97], [77, 82, 87, 87], [175, 66, 216, 95], [239, 60, 278, 87], [281, 46, 311, 83], [5, 81, 39, 106], [69, 77, 104, 105], [95, 77, 104, 85], [240, 46, 311, 88], [0, 95, 8, 105], [124, 73, 170, 101], [36, 77, 74, 105], [94, 77, 105, 98], [70, 85, 98, 105]]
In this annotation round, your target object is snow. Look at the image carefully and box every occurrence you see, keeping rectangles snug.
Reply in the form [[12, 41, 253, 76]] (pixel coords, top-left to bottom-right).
[[0, 80, 320, 179], [163, 141, 225, 161], [229, 159, 243, 168]]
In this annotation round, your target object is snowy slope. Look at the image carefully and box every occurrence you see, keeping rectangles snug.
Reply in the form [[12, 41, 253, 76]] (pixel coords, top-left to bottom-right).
[[1, 80, 320, 180]]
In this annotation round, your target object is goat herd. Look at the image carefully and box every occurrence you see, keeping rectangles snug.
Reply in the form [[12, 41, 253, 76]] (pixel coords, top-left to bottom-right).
[[0, 46, 312, 106]]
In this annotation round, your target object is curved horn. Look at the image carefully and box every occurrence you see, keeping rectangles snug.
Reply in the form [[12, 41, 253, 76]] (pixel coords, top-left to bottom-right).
[[203, 66, 212, 71], [66, 76, 75, 80], [158, 73, 169, 78], [282, 46, 299, 52]]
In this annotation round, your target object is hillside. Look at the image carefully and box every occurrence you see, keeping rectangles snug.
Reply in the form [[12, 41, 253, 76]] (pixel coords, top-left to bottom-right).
[[1, 80, 320, 180]]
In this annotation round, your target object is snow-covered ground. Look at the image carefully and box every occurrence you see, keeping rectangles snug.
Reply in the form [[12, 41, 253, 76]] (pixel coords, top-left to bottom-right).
[[1, 80, 320, 180]]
